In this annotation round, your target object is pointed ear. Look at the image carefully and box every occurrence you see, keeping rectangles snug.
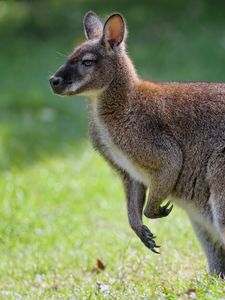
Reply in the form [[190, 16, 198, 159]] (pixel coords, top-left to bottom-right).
[[102, 13, 126, 50], [83, 11, 103, 40]]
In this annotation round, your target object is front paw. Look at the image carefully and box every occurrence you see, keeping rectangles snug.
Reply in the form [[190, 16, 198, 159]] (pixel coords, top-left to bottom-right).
[[144, 201, 173, 219], [140, 225, 160, 254]]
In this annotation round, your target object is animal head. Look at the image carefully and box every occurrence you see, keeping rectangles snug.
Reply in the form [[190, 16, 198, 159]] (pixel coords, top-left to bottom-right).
[[50, 12, 128, 96]]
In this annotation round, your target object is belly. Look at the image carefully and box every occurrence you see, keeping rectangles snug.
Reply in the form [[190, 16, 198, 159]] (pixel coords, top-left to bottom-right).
[[172, 196, 220, 243]]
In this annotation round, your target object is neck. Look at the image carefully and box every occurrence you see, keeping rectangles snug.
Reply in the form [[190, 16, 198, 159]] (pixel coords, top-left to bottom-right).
[[103, 53, 138, 100]]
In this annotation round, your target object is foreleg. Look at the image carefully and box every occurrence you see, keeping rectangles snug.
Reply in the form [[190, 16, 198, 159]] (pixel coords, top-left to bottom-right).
[[123, 174, 160, 253], [144, 149, 182, 219]]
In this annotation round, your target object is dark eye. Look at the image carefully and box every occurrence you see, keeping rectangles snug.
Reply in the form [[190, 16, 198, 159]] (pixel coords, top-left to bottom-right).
[[82, 60, 94, 67]]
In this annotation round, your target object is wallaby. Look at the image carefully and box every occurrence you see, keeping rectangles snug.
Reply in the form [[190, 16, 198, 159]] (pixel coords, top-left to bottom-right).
[[50, 11, 225, 276]]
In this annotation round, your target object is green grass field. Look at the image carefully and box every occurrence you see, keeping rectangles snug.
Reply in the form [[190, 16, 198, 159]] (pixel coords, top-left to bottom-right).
[[1, 1, 225, 299]]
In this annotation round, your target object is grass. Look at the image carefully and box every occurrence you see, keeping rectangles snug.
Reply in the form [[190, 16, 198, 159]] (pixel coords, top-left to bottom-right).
[[1, 142, 225, 299], [1, 0, 225, 298]]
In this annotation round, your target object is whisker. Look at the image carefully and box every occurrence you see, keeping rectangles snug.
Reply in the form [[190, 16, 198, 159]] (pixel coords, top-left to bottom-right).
[[56, 51, 68, 58]]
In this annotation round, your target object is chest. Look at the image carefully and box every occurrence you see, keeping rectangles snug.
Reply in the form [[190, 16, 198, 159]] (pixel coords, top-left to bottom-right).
[[90, 102, 149, 186]]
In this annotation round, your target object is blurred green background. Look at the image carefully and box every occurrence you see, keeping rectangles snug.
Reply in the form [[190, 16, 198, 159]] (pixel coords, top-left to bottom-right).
[[1, 0, 225, 298], [1, 0, 225, 169]]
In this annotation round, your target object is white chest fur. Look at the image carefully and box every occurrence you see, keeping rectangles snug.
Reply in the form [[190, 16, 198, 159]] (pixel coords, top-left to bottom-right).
[[91, 101, 149, 186]]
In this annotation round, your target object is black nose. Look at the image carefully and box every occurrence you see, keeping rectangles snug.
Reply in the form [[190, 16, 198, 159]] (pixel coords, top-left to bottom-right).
[[49, 76, 63, 87]]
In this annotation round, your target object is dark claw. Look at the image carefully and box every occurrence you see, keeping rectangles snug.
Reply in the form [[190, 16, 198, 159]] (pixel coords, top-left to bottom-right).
[[144, 201, 173, 219], [164, 201, 171, 209], [160, 201, 173, 217], [151, 248, 160, 254], [140, 225, 160, 254], [152, 202, 173, 219]]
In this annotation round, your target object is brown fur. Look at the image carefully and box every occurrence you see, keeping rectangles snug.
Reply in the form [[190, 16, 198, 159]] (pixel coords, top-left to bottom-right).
[[50, 11, 225, 275]]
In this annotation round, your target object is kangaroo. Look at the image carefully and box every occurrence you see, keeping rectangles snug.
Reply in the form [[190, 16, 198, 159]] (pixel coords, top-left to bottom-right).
[[50, 11, 225, 276]]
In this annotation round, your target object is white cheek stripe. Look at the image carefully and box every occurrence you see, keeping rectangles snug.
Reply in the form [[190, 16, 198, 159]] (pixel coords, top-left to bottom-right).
[[66, 74, 91, 93], [67, 82, 82, 92]]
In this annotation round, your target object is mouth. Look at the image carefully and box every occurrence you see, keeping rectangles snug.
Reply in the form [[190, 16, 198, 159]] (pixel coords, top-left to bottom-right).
[[51, 84, 72, 95]]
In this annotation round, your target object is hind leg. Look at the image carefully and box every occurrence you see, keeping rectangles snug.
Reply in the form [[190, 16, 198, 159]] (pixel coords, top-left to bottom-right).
[[207, 149, 225, 246], [209, 191, 225, 246], [190, 217, 225, 277]]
